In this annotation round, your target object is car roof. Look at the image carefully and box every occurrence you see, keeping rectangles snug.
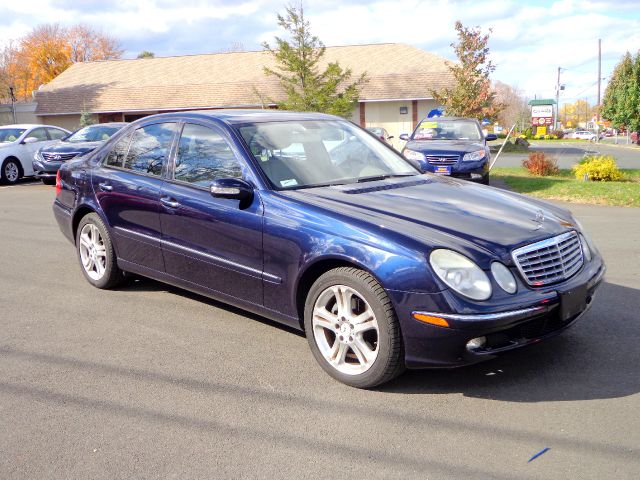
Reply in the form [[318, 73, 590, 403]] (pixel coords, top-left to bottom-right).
[[82, 122, 128, 127], [139, 109, 341, 125], [0, 124, 41, 129]]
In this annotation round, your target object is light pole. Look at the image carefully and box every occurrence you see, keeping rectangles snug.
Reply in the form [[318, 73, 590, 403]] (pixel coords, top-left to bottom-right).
[[9, 87, 17, 124]]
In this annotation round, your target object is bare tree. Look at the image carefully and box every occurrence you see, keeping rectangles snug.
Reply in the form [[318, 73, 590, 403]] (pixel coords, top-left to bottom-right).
[[493, 81, 529, 129]]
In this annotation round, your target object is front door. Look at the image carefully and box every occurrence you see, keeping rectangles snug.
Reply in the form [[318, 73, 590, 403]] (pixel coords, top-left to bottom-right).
[[91, 122, 178, 273], [159, 122, 264, 305]]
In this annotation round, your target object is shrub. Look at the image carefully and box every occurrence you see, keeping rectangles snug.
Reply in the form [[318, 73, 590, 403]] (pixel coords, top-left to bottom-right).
[[551, 129, 564, 139], [573, 155, 623, 181], [497, 132, 507, 139], [522, 152, 559, 176]]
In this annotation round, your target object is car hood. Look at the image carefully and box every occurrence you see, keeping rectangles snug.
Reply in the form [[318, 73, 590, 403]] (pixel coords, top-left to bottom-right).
[[285, 175, 575, 264], [40, 140, 102, 154], [405, 140, 486, 154]]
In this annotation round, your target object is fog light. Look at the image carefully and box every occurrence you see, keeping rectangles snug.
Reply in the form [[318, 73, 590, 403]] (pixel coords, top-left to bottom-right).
[[466, 336, 487, 351]]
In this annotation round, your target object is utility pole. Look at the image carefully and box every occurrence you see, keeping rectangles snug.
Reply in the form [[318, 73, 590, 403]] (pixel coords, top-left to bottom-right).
[[597, 39, 602, 121], [9, 87, 17, 124], [555, 67, 561, 130]]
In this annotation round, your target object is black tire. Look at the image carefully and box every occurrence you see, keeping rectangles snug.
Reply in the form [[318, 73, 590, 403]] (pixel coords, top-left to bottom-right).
[[304, 267, 405, 388], [41, 178, 56, 186], [1, 158, 22, 185], [75, 213, 124, 289], [480, 174, 490, 185]]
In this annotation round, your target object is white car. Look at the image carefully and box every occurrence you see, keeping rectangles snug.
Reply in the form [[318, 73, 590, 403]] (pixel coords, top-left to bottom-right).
[[571, 130, 597, 141], [0, 124, 71, 184]]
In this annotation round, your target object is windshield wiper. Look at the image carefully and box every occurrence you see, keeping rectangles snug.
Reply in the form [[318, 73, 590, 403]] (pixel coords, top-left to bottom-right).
[[356, 173, 416, 183]]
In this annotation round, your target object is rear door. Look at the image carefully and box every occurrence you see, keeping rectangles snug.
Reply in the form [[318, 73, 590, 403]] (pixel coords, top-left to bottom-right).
[[159, 122, 264, 304], [91, 122, 178, 273]]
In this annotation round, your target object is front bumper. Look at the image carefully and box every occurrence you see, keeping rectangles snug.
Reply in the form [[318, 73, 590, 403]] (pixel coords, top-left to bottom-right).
[[390, 256, 605, 369], [419, 158, 489, 182], [32, 159, 63, 178]]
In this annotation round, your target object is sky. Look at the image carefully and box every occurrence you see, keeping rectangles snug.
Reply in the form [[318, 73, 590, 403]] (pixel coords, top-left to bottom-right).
[[1, 0, 640, 107]]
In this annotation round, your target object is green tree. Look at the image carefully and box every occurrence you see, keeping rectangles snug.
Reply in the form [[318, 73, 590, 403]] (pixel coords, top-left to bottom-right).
[[432, 21, 503, 120], [602, 52, 640, 132], [262, 5, 366, 117], [137, 51, 155, 59], [79, 110, 96, 127]]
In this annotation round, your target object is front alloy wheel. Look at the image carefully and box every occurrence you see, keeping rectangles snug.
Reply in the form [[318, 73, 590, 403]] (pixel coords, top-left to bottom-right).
[[312, 285, 380, 375], [304, 267, 405, 388], [1, 159, 20, 184]]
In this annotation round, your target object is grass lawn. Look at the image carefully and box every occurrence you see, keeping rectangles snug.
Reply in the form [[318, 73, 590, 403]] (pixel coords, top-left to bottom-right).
[[491, 167, 640, 207]]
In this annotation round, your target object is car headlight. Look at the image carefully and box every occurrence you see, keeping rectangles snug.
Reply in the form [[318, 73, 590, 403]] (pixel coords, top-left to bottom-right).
[[491, 262, 517, 294], [34, 150, 43, 161], [403, 149, 425, 161], [429, 249, 492, 301], [462, 150, 486, 162], [579, 234, 592, 262]]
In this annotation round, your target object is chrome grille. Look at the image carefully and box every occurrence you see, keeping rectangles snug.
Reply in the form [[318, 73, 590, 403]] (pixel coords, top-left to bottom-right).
[[41, 152, 79, 162], [512, 231, 583, 286], [425, 154, 459, 166]]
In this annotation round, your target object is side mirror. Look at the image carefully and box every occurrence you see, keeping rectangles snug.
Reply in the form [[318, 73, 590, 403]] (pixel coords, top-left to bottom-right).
[[485, 133, 498, 142], [210, 178, 253, 201], [399, 133, 409, 141], [22, 137, 39, 144]]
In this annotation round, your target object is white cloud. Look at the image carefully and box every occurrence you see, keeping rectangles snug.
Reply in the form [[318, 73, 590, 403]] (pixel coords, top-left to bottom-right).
[[1, 0, 639, 106]]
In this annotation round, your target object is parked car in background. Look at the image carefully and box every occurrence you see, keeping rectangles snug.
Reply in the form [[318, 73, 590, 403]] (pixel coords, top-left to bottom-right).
[[33, 122, 127, 185], [0, 124, 70, 184], [400, 117, 497, 184], [366, 127, 394, 146], [571, 130, 598, 141], [53, 110, 604, 388]]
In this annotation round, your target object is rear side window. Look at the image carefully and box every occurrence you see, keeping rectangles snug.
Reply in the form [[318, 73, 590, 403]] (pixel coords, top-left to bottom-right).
[[28, 128, 49, 142], [47, 128, 67, 140], [105, 132, 133, 168], [173, 123, 242, 186], [123, 123, 177, 177]]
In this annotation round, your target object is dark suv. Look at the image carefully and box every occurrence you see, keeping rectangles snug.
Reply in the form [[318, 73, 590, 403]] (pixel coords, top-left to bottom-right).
[[33, 122, 127, 184], [400, 117, 497, 184]]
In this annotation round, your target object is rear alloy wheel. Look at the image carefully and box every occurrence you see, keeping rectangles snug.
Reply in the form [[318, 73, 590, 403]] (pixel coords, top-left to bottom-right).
[[1, 159, 21, 185], [76, 213, 123, 289], [304, 267, 404, 388]]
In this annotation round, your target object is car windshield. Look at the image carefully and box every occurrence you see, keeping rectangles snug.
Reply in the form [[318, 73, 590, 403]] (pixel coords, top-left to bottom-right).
[[412, 119, 482, 141], [66, 124, 123, 143], [0, 128, 26, 143], [238, 120, 418, 190]]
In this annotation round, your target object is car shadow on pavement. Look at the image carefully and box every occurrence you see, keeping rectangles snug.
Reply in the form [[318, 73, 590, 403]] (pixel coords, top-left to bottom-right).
[[381, 282, 640, 401], [118, 275, 306, 337]]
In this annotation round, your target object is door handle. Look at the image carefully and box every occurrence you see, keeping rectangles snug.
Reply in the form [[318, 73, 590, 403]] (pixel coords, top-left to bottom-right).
[[99, 182, 113, 192], [160, 197, 180, 208]]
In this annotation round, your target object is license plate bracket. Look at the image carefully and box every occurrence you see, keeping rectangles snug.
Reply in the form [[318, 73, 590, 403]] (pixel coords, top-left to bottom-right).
[[433, 165, 452, 175], [559, 284, 588, 321]]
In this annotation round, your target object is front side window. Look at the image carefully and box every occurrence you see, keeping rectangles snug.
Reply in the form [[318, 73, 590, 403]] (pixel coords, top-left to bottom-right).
[[123, 123, 176, 176], [238, 120, 417, 190], [173, 124, 242, 186], [27, 128, 49, 142]]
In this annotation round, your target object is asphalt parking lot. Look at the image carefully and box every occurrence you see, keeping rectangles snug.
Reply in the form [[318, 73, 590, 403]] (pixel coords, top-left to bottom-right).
[[1, 180, 639, 479]]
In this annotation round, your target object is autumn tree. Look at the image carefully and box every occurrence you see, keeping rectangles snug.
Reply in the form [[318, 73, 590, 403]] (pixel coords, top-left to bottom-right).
[[68, 25, 122, 62], [601, 51, 640, 132], [1, 23, 123, 101], [432, 21, 503, 120], [493, 81, 529, 128], [262, 5, 366, 117], [559, 99, 598, 127]]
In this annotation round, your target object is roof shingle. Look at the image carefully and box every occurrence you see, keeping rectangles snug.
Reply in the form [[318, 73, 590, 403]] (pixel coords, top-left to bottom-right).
[[35, 43, 452, 115]]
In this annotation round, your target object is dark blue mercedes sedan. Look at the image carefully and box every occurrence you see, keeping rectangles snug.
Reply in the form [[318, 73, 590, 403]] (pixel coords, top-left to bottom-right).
[[400, 117, 497, 184], [52, 110, 605, 388]]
